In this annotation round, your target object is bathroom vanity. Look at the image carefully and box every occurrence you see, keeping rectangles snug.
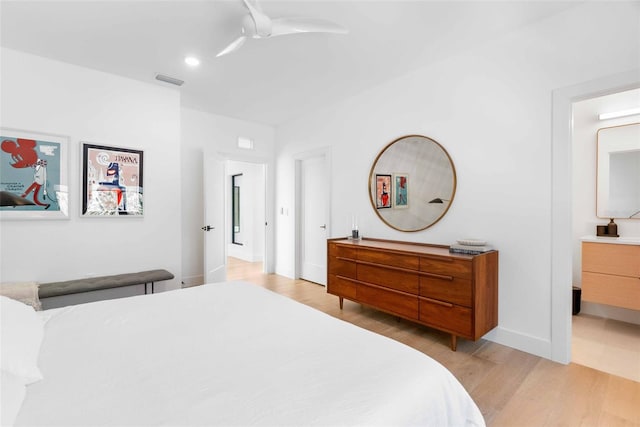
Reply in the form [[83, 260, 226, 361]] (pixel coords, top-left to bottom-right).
[[581, 236, 640, 311]]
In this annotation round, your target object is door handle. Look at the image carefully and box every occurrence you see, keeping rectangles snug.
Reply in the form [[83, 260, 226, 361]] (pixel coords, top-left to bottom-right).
[[201, 225, 215, 231], [320, 224, 326, 229]]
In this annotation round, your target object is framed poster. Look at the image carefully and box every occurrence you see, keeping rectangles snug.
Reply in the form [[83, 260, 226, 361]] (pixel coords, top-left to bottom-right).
[[1, 128, 69, 220], [81, 143, 143, 216], [375, 174, 392, 209], [393, 173, 409, 208]]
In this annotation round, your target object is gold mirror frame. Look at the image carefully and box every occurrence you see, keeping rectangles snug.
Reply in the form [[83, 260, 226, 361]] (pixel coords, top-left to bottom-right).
[[368, 135, 457, 232]]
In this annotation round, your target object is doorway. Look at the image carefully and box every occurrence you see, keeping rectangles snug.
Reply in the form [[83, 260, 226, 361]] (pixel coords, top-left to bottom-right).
[[226, 160, 266, 273], [550, 68, 640, 364], [203, 154, 270, 283], [569, 89, 640, 382]]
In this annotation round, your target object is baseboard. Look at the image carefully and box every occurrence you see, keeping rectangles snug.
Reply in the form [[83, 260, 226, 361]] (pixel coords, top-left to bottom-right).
[[483, 326, 552, 360], [181, 275, 205, 288]]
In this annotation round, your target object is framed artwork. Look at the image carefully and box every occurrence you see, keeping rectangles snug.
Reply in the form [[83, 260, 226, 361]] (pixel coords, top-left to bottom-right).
[[1, 128, 69, 220], [393, 173, 409, 208], [81, 143, 143, 216], [375, 174, 392, 209]]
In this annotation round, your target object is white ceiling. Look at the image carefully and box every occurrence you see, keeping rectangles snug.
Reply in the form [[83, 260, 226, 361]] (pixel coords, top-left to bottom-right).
[[0, 1, 579, 126]]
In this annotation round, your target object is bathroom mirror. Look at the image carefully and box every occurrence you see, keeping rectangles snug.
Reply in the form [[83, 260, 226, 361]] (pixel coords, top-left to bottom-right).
[[369, 135, 456, 232], [597, 123, 640, 219]]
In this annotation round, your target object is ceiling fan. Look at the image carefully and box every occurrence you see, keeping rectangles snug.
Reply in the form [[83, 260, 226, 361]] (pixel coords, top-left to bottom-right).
[[217, 0, 348, 57]]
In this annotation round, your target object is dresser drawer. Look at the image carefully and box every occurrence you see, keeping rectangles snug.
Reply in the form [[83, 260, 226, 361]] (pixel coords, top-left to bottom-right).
[[419, 298, 472, 338], [420, 276, 472, 307], [329, 243, 357, 260], [357, 264, 419, 294], [327, 275, 357, 300], [357, 283, 418, 320], [329, 257, 356, 278], [420, 257, 472, 280], [582, 271, 640, 311], [357, 248, 419, 271]]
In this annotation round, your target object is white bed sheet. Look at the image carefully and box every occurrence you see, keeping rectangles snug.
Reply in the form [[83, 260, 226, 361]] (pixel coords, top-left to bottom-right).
[[17, 281, 484, 426]]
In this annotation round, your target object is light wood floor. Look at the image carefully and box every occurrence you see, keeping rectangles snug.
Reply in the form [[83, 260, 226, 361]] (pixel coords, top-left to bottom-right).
[[226, 258, 640, 426], [573, 314, 640, 383]]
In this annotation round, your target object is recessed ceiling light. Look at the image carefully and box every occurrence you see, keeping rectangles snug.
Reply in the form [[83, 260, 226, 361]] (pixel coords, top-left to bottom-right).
[[185, 56, 200, 67]]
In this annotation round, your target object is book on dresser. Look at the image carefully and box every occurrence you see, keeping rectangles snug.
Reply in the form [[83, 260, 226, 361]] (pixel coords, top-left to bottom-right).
[[327, 237, 499, 351]]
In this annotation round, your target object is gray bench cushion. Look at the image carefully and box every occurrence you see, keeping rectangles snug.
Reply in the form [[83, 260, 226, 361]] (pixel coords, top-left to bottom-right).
[[39, 269, 174, 298]]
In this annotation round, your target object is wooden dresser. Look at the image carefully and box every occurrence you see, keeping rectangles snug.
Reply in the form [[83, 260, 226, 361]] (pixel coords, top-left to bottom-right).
[[581, 239, 640, 311], [327, 238, 499, 350]]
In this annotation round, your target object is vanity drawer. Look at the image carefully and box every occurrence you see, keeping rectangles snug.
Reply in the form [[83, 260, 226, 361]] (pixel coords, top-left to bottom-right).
[[420, 276, 472, 307], [357, 248, 419, 271], [357, 263, 419, 294], [582, 272, 640, 311], [582, 242, 640, 277], [357, 283, 418, 320], [419, 298, 472, 338], [327, 275, 357, 300], [420, 257, 472, 280]]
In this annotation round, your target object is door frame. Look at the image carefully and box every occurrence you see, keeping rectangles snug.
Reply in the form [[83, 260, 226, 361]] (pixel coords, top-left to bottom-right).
[[550, 68, 640, 364], [294, 147, 332, 280], [205, 150, 274, 275]]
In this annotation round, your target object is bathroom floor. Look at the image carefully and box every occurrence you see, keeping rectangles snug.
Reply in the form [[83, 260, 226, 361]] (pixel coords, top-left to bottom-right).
[[572, 314, 640, 383]]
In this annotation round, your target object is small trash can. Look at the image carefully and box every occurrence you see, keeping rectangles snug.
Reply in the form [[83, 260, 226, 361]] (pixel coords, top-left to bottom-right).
[[572, 286, 581, 315]]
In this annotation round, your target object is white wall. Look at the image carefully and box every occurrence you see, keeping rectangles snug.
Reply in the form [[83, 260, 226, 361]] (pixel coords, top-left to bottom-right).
[[274, 2, 640, 359], [572, 89, 640, 325], [180, 108, 275, 286], [0, 48, 182, 295]]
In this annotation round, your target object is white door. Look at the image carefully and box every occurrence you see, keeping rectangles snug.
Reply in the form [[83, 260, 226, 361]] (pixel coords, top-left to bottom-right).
[[300, 154, 328, 285], [203, 154, 226, 283]]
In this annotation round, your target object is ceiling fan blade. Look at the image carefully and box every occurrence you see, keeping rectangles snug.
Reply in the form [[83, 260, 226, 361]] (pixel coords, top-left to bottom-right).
[[242, 0, 272, 37], [216, 35, 247, 57], [270, 17, 348, 37]]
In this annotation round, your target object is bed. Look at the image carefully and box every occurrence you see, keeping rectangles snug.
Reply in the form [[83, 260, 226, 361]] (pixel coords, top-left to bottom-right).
[[2, 281, 485, 426]]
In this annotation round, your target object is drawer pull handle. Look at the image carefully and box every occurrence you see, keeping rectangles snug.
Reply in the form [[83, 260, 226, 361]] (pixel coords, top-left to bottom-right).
[[422, 255, 453, 262], [421, 272, 454, 281], [425, 297, 453, 308]]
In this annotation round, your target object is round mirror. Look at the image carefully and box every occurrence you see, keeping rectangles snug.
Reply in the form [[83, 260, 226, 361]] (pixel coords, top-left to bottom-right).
[[368, 135, 457, 232]]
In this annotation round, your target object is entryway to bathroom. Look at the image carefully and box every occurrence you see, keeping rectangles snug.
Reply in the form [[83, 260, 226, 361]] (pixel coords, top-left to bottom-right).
[[570, 88, 640, 383]]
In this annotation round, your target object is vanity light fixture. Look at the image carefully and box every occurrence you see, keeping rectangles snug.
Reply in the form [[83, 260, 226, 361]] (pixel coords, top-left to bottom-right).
[[428, 198, 450, 204], [598, 107, 640, 120], [185, 56, 200, 67]]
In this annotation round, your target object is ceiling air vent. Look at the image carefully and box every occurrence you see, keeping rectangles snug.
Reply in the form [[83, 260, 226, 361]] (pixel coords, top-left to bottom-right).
[[155, 73, 184, 86]]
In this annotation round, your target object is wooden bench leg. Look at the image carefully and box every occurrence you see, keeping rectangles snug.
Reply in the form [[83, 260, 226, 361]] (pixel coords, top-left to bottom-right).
[[339, 297, 344, 310], [450, 334, 457, 351]]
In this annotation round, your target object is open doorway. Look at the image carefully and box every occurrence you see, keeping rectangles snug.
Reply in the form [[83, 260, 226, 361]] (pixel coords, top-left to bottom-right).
[[570, 89, 640, 382], [225, 160, 266, 278], [551, 69, 639, 364]]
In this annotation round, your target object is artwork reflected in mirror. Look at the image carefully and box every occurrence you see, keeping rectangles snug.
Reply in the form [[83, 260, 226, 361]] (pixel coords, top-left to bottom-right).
[[369, 135, 456, 232], [597, 123, 640, 219]]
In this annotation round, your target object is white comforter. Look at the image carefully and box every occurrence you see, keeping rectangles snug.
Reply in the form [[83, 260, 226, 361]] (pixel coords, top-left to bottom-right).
[[17, 281, 484, 426]]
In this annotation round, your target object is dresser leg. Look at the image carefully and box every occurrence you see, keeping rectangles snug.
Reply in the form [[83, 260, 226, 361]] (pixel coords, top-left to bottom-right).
[[450, 334, 457, 351], [339, 297, 344, 310]]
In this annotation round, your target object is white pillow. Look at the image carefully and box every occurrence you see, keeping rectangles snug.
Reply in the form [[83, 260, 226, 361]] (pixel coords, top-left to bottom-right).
[[0, 296, 44, 384], [1, 369, 27, 426]]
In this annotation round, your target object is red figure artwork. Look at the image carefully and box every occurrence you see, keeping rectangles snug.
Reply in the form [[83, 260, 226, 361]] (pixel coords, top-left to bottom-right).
[[1, 138, 50, 208]]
